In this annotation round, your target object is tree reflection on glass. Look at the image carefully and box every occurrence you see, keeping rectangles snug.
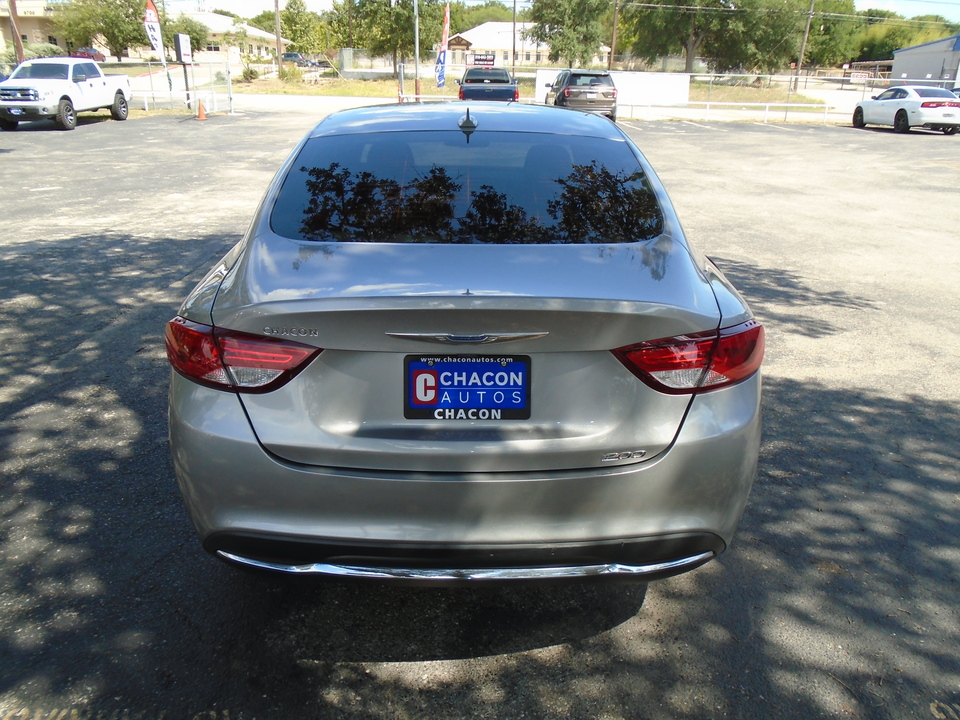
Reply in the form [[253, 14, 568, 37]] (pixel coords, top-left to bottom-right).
[[296, 160, 663, 245], [549, 163, 663, 244], [457, 185, 551, 245]]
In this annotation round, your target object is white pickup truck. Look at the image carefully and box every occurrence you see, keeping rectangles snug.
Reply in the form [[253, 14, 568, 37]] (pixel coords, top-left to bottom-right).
[[0, 57, 131, 131]]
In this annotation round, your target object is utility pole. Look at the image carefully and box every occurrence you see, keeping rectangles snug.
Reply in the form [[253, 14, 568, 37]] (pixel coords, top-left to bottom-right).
[[7, 0, 25, 64], [608, 0, 619, 71], [413, 0, 421, 99], [274, 0, 282, 72], [512, 0, 517, 75], [794, 0, 815, 92]]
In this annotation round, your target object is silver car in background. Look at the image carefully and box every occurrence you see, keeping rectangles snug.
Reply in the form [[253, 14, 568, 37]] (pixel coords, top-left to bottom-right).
[[165, 102, 764, 583]]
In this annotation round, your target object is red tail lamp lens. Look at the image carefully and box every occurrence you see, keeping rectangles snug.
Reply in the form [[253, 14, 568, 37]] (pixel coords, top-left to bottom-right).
[[613, 320, 765, 394], [165, 317, 321, 393]]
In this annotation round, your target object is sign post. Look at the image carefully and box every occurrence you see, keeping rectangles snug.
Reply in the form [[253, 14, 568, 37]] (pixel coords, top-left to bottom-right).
[[174, 33, 193, 109], [434, 3, 450, 91]]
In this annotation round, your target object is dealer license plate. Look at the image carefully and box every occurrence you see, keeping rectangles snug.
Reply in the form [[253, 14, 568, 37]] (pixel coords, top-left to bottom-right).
[[404, 355, 530, 420]]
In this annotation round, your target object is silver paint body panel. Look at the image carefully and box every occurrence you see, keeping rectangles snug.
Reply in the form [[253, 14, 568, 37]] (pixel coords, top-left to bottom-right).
[[168, 103, 761, 579]]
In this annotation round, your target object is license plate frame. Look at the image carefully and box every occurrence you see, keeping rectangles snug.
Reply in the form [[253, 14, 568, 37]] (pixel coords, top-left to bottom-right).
[[404, 354, 531, 420]]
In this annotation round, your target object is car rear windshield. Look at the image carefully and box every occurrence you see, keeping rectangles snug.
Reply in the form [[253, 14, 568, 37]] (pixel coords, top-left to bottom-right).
[[463, 69, 511, 83], [915, 87, 957, 98], [271, 131, 663, 245], [570, 74, 614, 87]]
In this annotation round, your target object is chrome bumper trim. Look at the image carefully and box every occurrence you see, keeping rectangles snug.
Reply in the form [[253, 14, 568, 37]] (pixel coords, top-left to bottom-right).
[[216, 550, 715, 581]]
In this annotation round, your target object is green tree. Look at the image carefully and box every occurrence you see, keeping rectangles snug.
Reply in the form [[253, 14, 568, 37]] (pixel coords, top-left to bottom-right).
[[450, 0, 513, 34], [803, 0, 859, 67], [164, 15, 210, 56], [625, 0, 806, 74], [248, 10, 278, 34], [707, 0, 805, 72], [54, 0, 149, 61], [851, 11, 958, 61], [330, 0, 443, 68], [283, 0, 322, 54], [526, 0, 608, 67], [624, 0, 734, 74]]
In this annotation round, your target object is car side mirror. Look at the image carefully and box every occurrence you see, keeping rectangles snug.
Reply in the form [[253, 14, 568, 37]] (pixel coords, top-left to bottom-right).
[[74, 75, 86, 83], [455, 79, 461, 85], [871, 95, 878, 100]]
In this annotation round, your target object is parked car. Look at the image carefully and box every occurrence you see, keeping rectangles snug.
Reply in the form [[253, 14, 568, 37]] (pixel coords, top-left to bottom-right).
[[456, 67, 519, 101], [71, 47, 106, 62], [165, 102, 764, 583], [853, 85, 960, 134], [0, 57, 131, 131], [545, 69, 618, 121], [281, 52, 310, 67]]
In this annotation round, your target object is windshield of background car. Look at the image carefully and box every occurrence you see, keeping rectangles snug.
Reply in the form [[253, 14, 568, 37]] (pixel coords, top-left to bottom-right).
[[270, 131, 664, 245], [10, 63, 69, 80]]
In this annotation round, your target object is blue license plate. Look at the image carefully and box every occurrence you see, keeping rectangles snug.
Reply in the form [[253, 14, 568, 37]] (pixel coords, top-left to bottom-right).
[[10, 108, 24, 115], [404, 355, 531, 420]]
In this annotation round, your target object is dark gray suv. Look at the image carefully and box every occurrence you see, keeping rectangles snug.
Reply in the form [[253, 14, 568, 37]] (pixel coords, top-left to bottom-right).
[[545, 70, 618, 121]]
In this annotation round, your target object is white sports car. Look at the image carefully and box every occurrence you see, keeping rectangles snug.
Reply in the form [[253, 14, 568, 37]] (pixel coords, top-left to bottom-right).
[[853, 85, 960, 134]]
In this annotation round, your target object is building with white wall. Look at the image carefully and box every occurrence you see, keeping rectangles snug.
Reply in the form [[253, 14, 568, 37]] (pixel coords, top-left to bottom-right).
[[447, 22, 609, 68]]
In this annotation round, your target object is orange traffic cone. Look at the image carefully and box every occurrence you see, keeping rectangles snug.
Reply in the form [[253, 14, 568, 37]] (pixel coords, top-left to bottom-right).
[[196, 100, 207, 121]]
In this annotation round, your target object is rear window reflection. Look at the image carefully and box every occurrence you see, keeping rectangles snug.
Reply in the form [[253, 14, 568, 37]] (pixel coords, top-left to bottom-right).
[[271, 131, 664, 245]]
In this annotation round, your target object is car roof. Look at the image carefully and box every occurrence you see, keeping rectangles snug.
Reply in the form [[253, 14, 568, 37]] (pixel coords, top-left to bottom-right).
[[309, 102, 625, 140]]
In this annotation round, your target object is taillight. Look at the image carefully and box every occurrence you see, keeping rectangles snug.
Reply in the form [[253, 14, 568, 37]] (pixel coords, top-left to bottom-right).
[[563, 88, 571, 98], [611, 88, 618, 99], [613, 320, 764, 395], [514, 85, 520, 101], [458, 86, 464, 100], [921, 101, 960, 108], [165, 316, 321, 393]]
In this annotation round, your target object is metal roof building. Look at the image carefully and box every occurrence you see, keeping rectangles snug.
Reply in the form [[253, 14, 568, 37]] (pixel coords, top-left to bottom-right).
[[891, 34, 960, 87]]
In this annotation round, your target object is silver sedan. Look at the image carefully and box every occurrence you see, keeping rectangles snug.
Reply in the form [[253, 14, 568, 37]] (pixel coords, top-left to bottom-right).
[[165, 102, 764, 583], [853, 85, 960, 134]]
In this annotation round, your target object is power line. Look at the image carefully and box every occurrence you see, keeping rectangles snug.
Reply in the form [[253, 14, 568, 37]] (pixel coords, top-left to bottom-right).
[[619, 1, 960, 25]]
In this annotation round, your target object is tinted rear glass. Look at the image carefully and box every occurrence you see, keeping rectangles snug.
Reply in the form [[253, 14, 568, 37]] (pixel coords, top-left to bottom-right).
[[915, 87, 956, 98], [569, 74, 614, 87], [463, 69, 511, 83], [271, 131, 663, 244]]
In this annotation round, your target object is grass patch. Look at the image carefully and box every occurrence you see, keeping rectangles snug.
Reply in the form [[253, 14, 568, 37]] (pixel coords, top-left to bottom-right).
[[689, 80, 821, 107]]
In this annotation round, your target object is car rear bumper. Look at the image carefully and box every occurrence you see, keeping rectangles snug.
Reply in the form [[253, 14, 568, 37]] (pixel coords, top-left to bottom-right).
[[169, 370, 760, 581], [216, 546, 718, 583], [563, 102, 617, 118]]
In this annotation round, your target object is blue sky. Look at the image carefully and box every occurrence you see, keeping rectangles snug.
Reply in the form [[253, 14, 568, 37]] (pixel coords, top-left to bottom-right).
[[855, 0, 960, 22]]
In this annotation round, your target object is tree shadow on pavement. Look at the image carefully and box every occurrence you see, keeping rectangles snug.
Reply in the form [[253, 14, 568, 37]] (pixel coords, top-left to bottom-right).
[[0, 234, 958, 720]]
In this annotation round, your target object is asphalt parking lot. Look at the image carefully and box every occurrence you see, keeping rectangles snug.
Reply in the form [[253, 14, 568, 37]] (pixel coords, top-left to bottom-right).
[[1, 107, 959, 720]]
